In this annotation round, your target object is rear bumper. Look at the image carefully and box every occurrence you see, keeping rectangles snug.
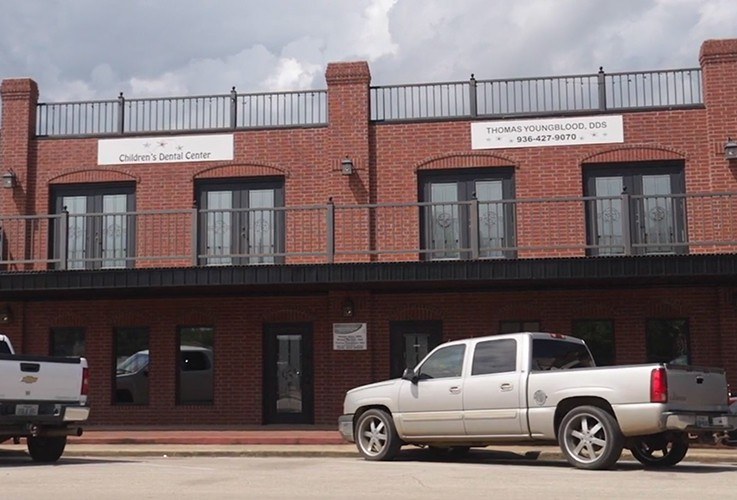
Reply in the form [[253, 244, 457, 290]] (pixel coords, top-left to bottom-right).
[[338, 415, 354, 442], [663, 412, 737, 433]]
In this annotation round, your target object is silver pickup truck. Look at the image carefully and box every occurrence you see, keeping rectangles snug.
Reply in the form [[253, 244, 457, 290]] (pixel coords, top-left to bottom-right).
[[338, 332, 736, 470], [0, 334, 90, 462]]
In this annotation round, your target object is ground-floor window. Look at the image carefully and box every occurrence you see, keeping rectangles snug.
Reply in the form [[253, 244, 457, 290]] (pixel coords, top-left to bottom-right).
[[646, 318, 689, 365], [499, 320, 540, 334], [178, 327, 214, 404], [572, 319, 615, 366], [50, 327, 85, 356], [114, 327, 150, 404], [389, 321, 443, 378]]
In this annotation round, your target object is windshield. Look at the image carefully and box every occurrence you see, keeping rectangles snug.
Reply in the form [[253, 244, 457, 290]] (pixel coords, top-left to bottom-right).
[[116, 352, 149, 374]]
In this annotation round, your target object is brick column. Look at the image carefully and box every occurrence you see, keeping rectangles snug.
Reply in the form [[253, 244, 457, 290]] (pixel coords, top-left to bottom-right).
[[1, 78, 38, 216], [325, 62, 372, 262], [699, 39, 737, 190]]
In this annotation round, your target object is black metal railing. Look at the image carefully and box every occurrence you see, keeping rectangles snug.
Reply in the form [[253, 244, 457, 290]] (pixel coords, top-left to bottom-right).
[[2, 192, 736, 271], [35, 88, 328, 137], [29, 67, 703, 136]]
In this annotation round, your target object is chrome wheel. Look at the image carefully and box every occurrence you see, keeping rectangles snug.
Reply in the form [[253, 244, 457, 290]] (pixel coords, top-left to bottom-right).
[[355, 409, 401, 461], [558, 405, 623, 470]]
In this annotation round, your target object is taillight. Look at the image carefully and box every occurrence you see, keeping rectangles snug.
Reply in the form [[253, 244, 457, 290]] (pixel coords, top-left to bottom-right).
[[81, 367, 90, 396], [650, 367, 668, 403]]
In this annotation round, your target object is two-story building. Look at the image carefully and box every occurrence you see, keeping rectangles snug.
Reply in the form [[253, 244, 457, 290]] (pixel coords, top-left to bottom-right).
[[1, 38, 737, 427]]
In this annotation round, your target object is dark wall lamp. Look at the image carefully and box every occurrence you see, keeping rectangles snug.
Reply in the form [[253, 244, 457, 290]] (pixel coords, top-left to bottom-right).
[[341, 298, 355, 318], [341, 157, 354, 176], [2, 170, 17, 189], [725, 138, 737, 160], [0, 305, 12, 324]]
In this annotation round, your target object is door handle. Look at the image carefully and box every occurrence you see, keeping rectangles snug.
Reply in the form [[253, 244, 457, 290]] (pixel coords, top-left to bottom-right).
[[500, 383, 513, 391], [449, 386, 461, 394]]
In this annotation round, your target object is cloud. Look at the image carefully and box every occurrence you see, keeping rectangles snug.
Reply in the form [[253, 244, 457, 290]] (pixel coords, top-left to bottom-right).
[[1, 0, 737, 103]]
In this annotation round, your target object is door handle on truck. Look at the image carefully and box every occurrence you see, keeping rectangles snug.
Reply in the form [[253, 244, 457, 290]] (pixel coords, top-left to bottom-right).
[[500, 383, 513, 391], [449, 386, 461, 394], [20, 363, 40, 373]]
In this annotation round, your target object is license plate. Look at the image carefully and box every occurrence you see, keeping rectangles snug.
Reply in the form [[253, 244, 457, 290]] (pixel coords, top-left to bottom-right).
[[15, 404, 38, 416], [712, 416, 727, 426], [696, 415, 709, 427]]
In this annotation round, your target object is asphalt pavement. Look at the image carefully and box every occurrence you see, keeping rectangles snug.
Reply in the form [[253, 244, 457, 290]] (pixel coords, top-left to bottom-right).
[[1, 427, 735, 464]]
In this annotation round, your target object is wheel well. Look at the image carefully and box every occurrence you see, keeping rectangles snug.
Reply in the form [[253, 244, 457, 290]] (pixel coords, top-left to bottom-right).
[[354, 405, 392, 427], [554, 397, 616, 439]]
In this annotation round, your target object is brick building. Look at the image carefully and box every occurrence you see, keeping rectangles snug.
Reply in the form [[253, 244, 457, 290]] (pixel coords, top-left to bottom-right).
[[1, 38, 737, 427]]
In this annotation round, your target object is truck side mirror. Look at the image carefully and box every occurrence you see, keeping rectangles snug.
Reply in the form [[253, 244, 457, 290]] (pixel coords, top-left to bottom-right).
[[402, 368, 418, 384]]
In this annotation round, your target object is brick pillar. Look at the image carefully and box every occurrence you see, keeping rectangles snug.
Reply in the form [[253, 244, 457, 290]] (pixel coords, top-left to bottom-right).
[[700, 39, 737, 190], [1, 78, 38, 216], [325, 62, 372, 262], [1, 79, 39, 271]]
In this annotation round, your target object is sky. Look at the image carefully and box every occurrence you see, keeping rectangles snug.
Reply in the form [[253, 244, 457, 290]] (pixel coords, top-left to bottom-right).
[[1, 0, 737, 102]]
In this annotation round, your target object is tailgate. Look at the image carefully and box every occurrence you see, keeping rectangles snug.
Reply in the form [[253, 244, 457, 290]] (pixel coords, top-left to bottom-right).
[[666, 365, 729, 411], [0, 356, 86, 402]]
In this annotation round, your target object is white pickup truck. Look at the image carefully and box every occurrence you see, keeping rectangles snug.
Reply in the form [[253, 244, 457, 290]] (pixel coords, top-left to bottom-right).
[[338, 332, 737, 470], [0, 334, 90, 462]]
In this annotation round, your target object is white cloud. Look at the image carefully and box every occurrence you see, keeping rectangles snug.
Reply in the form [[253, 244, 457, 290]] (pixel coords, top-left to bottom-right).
[[1, 0, 737, 102]]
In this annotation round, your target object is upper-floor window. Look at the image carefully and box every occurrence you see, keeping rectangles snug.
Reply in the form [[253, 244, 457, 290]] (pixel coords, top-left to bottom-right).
[[196, 178, 284, 265], [420, 168, 515, 260], [584, 162, 686, 256], [52, 183, 135, 269]]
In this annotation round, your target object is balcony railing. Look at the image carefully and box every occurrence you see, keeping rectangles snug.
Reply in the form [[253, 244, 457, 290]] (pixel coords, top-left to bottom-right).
[[27, 67, 703, 137], [1, 192, 736, 271]]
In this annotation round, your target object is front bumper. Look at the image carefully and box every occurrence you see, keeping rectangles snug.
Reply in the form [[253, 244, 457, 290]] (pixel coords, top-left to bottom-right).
[[663, 412, 737, 433], [338, 414, 354, 442]]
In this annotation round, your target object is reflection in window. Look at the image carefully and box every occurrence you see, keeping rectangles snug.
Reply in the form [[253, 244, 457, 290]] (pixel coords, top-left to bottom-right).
[[50, 327, 85, 357], [178, 327, 214, 404], [114, 327, 150, 404], [472, 339, 517, 375], [646, 319, 689, 365], [572, 320, 615, 366], [531, 339, 595, 371], [417, 344, 466, 379]]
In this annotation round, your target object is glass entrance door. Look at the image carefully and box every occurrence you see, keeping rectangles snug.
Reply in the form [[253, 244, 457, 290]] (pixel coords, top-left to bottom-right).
[[263, 323, 313, 424], [389, 321, 443, 379]]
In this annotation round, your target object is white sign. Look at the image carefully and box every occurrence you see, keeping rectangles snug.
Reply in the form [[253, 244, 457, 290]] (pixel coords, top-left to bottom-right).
[[333, 323, 367, 351], [98, 134, 234, 165], [471, 115, 624, 149]]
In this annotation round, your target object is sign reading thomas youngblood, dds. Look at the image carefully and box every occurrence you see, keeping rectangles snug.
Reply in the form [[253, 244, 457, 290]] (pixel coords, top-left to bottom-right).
[[471, 115, 624, 150], [98, 134, 234, 165]]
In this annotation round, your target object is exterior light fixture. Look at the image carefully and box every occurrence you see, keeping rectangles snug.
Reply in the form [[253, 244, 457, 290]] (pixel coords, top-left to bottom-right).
[[341, 298, 355, 318], [2, 170, 17, 189], [725, 138, 737, 160], [0, 305, 12, 324], [341, 157, 354, 176]]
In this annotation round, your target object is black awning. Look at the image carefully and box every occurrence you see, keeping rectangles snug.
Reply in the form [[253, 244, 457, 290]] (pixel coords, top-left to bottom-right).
[[1, 254, 737, 300]]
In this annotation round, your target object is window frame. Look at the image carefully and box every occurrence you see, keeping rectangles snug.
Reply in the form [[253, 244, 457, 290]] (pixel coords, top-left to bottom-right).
[[176, 326, 215, 405], [583, 161, 686, 256], [571, 319, 615, 366], [51, 182, 136, 270], [418, 168, 516, 260], [50, 327, 86, 357], [196, 177, 285, 265]]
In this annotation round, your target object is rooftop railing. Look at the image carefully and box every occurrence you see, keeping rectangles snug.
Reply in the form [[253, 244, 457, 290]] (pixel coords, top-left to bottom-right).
[[26, 67, 703, 137], [1, 191, 736, 271]]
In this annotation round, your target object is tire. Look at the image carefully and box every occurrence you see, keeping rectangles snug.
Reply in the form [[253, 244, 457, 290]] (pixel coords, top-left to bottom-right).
[[630, 434, 689, 467], [27, 436, 67, 463], [355, 409, 402, 461], [558, 405, 624, 470]]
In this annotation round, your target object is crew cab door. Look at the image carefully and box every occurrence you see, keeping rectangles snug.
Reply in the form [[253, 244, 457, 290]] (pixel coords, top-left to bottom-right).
[[396, 343, 466, 437], [462, 338, 526, 436]]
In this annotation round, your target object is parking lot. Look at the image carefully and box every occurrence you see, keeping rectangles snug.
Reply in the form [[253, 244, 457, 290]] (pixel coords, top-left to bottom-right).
[[1, 450, 736, 499]]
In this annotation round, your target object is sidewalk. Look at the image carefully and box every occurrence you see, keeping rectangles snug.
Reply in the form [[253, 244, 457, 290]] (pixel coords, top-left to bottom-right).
[[1, 427, 736, 463]]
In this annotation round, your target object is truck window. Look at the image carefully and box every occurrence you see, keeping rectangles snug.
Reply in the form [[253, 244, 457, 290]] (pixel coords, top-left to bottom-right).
[[0, 340, 11, 354], [531, 339, 594, 371], [472, 339, 517, 375], [417, 344, 465, 379]]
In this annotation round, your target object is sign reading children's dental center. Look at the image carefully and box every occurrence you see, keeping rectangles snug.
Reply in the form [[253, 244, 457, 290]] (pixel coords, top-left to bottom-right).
[[471, 115, 624, 150], [98, 134, 234, 165]]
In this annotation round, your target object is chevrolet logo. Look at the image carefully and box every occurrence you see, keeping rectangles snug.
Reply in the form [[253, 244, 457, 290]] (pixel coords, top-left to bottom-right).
[[21, 376, 38, 384]]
